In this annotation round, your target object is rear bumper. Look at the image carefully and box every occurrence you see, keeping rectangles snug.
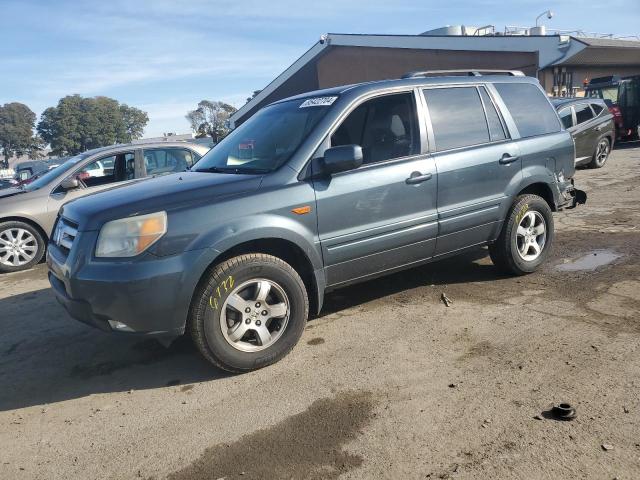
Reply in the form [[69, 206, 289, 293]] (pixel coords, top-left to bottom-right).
[[556, 178, 587, 210]]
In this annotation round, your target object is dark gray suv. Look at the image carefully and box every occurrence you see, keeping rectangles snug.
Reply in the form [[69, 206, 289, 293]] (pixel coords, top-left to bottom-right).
[[47, 71, 586, 372]]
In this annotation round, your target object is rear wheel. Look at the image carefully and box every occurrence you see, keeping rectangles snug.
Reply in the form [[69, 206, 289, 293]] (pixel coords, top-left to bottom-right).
[[0, 221, 45, 273], [589, 138, 610, 168], [489, 194, 554, 275], [189, 253, 308, 373]]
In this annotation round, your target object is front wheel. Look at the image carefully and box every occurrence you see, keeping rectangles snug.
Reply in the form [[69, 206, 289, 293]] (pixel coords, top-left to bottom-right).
[[489, 194, 554, 275], [189, 253, 308, 373], [0, 221, 46, 273]]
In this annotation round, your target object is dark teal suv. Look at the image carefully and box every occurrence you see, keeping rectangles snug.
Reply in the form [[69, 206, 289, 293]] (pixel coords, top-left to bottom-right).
[[47, 71, 586, 372]]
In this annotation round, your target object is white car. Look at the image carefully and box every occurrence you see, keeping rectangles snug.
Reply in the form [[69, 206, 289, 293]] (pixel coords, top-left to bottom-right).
[[83, 160, 105, 178]]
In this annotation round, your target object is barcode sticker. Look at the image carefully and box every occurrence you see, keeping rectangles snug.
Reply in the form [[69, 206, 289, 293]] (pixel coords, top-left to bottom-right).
[[299, 96, 338, 108]]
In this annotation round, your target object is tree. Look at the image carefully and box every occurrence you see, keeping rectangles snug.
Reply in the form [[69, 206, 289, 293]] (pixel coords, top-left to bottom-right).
[[37, 95, 149, 156], [245, 90, 262, 104], [185, 100, 237, 143], [0, 102, 37, 167]]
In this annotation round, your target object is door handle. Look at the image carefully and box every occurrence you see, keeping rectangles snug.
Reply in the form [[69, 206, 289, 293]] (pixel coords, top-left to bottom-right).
[[405, 171, 432, 184], [499, 153, 519, 165]]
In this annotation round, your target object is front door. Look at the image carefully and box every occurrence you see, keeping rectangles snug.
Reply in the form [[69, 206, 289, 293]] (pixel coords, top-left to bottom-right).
[[422, 85, 521, 255], [313, 91, 438, 287], [46, 151, 139, 233]]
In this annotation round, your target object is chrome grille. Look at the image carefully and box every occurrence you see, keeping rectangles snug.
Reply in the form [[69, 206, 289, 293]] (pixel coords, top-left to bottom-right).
[[53, 217, 78, 253]]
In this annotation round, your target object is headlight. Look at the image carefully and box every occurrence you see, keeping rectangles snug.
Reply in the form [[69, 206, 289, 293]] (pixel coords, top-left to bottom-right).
[[96, 211, 167, 258]]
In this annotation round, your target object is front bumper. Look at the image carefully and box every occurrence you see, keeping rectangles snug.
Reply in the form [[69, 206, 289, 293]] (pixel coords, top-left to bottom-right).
[[47, 237, 216, 337]]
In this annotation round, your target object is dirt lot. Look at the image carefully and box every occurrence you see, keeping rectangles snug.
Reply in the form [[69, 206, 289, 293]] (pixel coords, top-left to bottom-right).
[[1, 144, 639, 480]]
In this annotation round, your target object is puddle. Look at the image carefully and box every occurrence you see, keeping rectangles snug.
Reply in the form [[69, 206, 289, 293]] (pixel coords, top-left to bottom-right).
[[556, 250, 622, 272], [166, 391, 374, 480]]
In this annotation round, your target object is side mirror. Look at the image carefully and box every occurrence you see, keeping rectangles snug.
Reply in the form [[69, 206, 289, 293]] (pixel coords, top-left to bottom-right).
[[321, 145, 363, 175], [60, 177, 80, 191]]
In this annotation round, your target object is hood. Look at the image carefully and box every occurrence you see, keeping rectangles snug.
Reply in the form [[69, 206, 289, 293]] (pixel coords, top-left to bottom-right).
[[62, 171, 264, 231], [0, 187, 27, 200]]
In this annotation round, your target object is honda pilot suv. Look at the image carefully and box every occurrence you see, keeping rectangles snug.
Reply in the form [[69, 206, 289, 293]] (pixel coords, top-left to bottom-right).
[[47, 71, 586, 372]]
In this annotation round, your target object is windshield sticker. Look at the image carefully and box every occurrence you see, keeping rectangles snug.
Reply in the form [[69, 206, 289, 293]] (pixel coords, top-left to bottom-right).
[[299, 96, 337, 108]]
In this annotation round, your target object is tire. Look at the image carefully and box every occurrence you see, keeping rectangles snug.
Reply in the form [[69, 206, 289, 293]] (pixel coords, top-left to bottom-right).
[[0, 221, 46, 273], [489, 194, 554, 276], [588, 137, 610, 169], [189, 253, 309, 373]]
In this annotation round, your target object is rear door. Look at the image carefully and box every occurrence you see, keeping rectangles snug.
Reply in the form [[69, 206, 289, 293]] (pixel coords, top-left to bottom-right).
[[571, 103, 597, 161], [422, 84, 521, 255], [313, 90, 438, 287]]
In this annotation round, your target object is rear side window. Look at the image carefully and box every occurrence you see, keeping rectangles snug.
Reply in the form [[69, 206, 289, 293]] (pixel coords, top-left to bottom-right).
[[558, 107, 573, 129], [574, 104, 594, 124], [423, 87, 489, 151], [494, 83, 560, 138], [591, 103, 604, 115]]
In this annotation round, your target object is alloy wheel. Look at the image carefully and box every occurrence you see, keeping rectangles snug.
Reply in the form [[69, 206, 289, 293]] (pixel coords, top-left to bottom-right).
[[515, 211, 547, 262], [0, 228, 38, 267], [219, 278, 290, 353]]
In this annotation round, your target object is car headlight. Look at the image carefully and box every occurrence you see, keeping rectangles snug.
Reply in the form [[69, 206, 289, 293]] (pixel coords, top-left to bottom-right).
[[96, 211, 167, 258]]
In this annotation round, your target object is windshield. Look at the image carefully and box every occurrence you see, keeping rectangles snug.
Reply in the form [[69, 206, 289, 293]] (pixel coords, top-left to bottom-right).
[[585, 86, 619, 103], [193, 97, 334, 174], [23, 154, 88, 192]]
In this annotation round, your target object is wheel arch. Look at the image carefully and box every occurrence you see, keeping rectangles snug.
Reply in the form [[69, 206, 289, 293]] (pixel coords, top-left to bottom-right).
[[0, 215, 49, 242], [516, 182, 556, 212], [191, 237, 324, 317]]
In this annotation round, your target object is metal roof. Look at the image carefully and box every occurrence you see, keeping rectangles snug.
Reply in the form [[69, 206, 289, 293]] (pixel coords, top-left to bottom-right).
[[573, 37, 640, 48]]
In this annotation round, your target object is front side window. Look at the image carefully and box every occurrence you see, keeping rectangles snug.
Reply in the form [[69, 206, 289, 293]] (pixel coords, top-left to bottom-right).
[[75, 152, 134, 188], [331, 93, 419, 164], [423, 87, 489, 152], [194, 98, 332, 174], [144, 148, 193, 175], [591, 103, 604, 115], [558, 107, 574, 129], [494, 83, 561, 138], [574, 104, 594, 124]]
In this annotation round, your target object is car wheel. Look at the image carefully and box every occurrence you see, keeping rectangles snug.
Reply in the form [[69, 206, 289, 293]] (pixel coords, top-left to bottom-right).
[[0, 221, 46, 273], [189, 253, 309, 373], [589, 138, 610, 168], [489, 194, 554, 276]]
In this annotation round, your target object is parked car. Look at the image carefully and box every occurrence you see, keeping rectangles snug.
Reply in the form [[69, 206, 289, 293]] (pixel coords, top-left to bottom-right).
[[0, 141, 208, 273], [48, 71, 586, 372], [584, 75, 640, 139], [15, 160, 50, 183], [0, 178, 18, 190], [552, 98, 615, 168]]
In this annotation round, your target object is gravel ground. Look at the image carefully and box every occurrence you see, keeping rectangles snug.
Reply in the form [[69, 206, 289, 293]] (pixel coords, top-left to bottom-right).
[[1, 144, 639, 480]]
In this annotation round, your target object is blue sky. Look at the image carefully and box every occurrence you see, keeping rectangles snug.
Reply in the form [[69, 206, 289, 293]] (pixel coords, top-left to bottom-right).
[[1, 0, 638, 137]]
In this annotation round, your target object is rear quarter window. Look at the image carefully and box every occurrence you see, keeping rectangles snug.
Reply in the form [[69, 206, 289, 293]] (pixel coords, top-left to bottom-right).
[[494, 83, 561, 138]]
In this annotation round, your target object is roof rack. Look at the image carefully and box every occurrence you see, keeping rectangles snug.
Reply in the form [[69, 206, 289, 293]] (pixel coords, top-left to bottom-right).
[[402, 69, 525, 79]]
